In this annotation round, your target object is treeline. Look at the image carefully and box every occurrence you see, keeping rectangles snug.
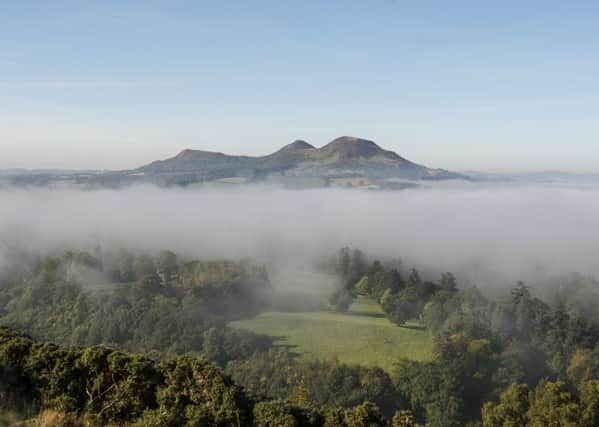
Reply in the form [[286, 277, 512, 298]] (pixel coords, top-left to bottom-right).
[[325, 248, 460, 324], [0, 249, 273, 363], [319, 247, 599, 425], [0, 327, 407, 426]]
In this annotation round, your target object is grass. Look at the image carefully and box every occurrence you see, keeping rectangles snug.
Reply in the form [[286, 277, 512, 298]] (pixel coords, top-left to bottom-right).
[[230, 297, 433, 372]]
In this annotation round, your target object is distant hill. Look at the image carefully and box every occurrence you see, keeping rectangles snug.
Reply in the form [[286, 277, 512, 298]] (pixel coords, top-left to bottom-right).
[[133, 136, 465, 189], [0, 137, 466, 189]]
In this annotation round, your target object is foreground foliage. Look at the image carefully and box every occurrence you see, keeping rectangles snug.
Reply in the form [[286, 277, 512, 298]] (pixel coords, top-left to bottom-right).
[[0, 327, 399, 426]]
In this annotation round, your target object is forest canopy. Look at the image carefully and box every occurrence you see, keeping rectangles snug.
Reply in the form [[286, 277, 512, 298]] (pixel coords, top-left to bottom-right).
[[0, 246, 598, 426]]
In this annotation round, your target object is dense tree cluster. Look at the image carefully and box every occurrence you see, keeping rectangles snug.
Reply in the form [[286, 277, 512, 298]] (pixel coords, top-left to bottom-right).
[[482, 379, 599, 426], [0, 327, 405, 426], [323, 248, 599, 425], [226, 349, 403, 418], [326, 248, 368, 312], [0, 249, 273, 364]]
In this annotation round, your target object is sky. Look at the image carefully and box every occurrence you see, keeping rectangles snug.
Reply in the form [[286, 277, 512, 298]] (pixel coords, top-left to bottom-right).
[[1, 1, 598, 172]]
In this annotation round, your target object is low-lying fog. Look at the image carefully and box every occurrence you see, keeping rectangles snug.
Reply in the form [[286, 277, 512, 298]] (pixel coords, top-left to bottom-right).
[[1, 182, 598, 291]]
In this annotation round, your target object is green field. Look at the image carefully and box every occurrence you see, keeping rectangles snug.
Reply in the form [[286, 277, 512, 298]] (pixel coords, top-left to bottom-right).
[[230, 297, 433, 372]]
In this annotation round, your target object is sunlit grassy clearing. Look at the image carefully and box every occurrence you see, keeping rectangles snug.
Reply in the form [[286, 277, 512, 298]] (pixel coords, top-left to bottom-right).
[[230, 297, 433, 372]]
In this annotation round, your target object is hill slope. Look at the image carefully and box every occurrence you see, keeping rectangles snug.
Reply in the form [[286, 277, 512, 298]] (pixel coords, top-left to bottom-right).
[[134, 136, 464, 188]]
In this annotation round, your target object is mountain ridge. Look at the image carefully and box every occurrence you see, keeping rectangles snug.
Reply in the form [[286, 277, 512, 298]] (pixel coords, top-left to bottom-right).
[[0, 137, 467, 190], [167, 136, 400, 162], [135, 136, 465, 188]]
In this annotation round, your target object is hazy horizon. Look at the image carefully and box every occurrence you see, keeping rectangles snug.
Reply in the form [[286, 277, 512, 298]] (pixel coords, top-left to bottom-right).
[[1, 135, 599, 175]]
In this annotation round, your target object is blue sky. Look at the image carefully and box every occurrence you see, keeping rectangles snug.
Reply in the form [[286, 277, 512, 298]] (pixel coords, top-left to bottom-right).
[[1, 0, 598, 171]]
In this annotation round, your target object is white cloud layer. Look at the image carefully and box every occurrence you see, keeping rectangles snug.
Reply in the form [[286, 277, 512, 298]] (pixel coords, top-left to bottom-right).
[[1, 183, 598, 291]]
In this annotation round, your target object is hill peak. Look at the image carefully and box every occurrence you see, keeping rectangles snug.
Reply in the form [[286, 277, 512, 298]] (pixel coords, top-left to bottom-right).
[[320, 136, 398, 160], [328, 136, 380, 147], [174, 149, 225, 160], [277, 140, 316, 153]]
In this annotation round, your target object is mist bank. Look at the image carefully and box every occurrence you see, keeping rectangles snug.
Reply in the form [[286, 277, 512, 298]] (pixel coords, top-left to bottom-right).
[[1, 183, 598, 290]]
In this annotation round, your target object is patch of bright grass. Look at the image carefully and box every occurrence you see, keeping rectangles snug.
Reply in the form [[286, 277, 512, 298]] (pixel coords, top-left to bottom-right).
[[230, 297, 433, 372]]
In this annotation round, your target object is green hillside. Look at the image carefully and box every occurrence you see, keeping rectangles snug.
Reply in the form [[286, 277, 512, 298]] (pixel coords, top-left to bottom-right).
[[230, 297, 433, 372]]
